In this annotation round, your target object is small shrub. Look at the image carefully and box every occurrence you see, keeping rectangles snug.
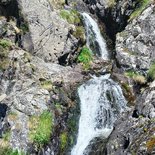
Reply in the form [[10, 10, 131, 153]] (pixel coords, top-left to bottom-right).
[[0, 39, 12, 49], [129, 0, 150, 21], [60, 9, 81, 25], [148, 63, 155, 80], [125, 70, 146, 84], [73, 26, 85, 42], [29, 111, 53, 146], [40, 80, 53, 91], [78, 46, 93, 69], [2, 130, 11, 142], [60, 132, 68, 150], [133, 74, 146, 84]]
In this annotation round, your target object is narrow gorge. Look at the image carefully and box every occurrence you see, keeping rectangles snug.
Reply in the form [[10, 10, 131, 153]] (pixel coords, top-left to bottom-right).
[[0, 0, 155, 155]]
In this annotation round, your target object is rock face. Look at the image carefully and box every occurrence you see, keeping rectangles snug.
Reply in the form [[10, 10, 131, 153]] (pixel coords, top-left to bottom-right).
[[104, 79, 155, 155], [83, 0, 136, 41], [18, 0, 78, 63], [116, 3, 155, 71], [0, 48, 83, 152]]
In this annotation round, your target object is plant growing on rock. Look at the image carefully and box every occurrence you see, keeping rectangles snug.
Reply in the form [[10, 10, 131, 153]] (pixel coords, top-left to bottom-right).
[[129, 0, 150, 21], [125, 70, 146, 84], [0, 39, 12, 71], [73, 26, 85, 43], [148, 63, 155, 80], [60, 132, 68, 151], [0, 39, 12, 49], [60, 9, 81, 25], [29, 111, 53, 147], [78, 46, 93, 69]]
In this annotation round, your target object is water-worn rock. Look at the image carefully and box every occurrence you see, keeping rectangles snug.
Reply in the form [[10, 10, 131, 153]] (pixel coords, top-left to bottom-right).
[[18, 0, 78, 63], [116, 3, 155, 71]]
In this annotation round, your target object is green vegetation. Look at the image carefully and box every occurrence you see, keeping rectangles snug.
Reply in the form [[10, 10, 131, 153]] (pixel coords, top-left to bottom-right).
[[0, 39, 12, 70], [2, 130, 11, 142], [129, 0, 150, 21], [78, 46, 93, 69], [20, 22, 29, 35], [60, 132, 68, 150], [60, 9, 81, 25], [125, 70, 146, 84], [40, 80, 53, 91], [49, 0, 65, 8], [148, 63, 155, 80], [0, 147, 26, 155], [29, 111, 53, 146], [73, 26, 85, 42], [0, 39, 12, 49]]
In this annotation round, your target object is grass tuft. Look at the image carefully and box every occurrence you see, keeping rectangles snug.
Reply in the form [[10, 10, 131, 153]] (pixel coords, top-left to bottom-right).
[[29, 111, 53, 146], [129, 0, 150, 21], [148, 63, 155, 80], [60, 132, 68, 150]]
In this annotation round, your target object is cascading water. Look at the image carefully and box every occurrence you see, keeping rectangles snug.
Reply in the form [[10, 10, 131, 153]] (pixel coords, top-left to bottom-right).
[[71, 13, 127, 155], [82, 13, 109, 60]]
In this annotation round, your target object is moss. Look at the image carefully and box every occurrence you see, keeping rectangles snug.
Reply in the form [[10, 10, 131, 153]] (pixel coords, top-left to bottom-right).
[[60, 132, 68, 150], [2, 130, 11, 142], [0, 39, 12, 71], [148, 63, 155, 80], [40, 80, 53, 91], [0, 39, 12, 49], [78, 46, 93, 70], [60, 9, 81, 25], [29, 111, 53, 147], [146, 136, 155, 151], [0, 147, 26, 155], [129, 0, 150, 21]]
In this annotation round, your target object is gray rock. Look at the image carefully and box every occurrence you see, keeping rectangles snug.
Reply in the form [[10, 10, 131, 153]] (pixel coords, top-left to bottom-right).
[[116, 4, 155, 71], [18, 0, 78, 63], [0, 0, 12, 5]]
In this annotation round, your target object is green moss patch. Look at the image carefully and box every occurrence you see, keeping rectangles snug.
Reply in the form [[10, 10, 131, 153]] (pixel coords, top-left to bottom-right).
[[129, 0, 150, 21]]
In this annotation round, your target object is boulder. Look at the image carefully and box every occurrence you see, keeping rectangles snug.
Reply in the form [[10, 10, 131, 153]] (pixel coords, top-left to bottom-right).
[[18, 0, 78, 63]]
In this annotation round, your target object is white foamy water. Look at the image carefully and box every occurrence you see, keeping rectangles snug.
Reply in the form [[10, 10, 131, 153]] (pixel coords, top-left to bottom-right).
[[71, 13, 126, 155], [71, 75, 127, 155]]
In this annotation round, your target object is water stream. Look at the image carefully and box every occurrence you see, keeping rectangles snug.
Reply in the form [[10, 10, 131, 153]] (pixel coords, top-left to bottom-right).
[[82, 13, 109, 60], [71, 13, 127, 155]]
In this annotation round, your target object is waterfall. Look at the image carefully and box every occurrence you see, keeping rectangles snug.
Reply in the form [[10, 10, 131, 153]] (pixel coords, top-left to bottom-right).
[[82, 13, 109, 60], [71, 13, 126, 155]]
